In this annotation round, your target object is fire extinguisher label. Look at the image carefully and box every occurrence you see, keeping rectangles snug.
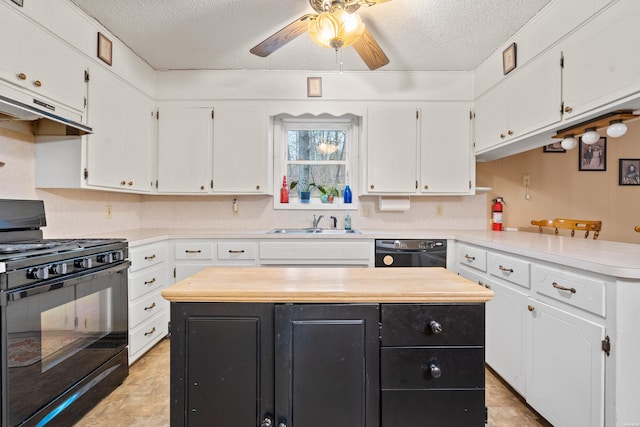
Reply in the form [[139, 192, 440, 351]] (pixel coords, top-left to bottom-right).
[[493, 212, 503, 223]]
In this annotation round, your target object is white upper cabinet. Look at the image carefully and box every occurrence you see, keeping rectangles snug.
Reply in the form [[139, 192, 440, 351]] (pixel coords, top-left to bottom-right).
[[561, 0, 640, 119], [157, 107, 213, 194], [212, 104, 269, 194], [474, 47, 562, 153], [420, 103, 472, 194], [365, 106, 419, 194], [86, 66, 154, 193], [0, 4, 87, 113]]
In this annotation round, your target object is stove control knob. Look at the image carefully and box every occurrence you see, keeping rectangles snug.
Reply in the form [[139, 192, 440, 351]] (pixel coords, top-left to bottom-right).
[[28, 267, 49, 280], [50, 263, 68, 275], [112, 250, 124, 262], [75, 258, 92, 269], [97, 253, 114, 264]]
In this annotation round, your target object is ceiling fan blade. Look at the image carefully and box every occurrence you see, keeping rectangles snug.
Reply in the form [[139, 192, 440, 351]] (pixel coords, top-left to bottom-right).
[[353, 27, 389, 70], [250, 14, 316, 57]]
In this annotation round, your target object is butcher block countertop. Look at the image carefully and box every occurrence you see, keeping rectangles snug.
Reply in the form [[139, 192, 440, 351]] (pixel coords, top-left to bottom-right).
[[161, 267, 494, 303]]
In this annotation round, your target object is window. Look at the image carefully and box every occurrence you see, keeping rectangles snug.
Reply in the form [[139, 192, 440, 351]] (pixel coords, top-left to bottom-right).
[[274, 115, 359, 209]]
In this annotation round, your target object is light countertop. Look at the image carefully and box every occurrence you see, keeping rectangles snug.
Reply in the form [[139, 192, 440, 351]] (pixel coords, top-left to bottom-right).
[[161, 266, 494, 303]]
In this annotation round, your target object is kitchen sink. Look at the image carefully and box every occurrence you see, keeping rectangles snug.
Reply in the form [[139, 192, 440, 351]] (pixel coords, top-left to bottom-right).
[[266, 228, 360, 234]]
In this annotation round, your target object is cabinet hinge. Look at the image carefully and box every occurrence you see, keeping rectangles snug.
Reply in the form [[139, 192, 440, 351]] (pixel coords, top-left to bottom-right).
[[156, 110, 159, 120], [84, 97, 87, 109], [416, 110, 419, 120], [378, 321, 383, 341], [602, 336, 611, 356], [210, 179, 214, 189], [469, 180, 472, 189], [83, 168, 88, 180], [212, 110, 215, 120], [470, 110, 473, 120], [415, 180, 418, 189], [173, 267, 176, 279], [560, 53, 564, 69], [84, 70, 90, 82], [155, 180, 158, 189], [560, 101, 565, 116]]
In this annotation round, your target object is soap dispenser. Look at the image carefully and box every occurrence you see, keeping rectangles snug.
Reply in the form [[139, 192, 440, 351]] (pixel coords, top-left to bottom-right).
[[344, 213, 352, 230]]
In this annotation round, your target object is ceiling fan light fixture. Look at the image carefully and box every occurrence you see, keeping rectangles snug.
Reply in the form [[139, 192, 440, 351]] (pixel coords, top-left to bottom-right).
[[308, 6, 365, 50]]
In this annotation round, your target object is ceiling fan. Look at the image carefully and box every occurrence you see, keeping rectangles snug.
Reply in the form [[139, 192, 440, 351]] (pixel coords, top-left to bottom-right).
[[250, 0, 391, 70]]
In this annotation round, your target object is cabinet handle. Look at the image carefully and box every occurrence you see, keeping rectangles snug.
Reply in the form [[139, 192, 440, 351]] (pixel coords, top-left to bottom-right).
[[144, 327, 157, 336], [185, 249, 202, 254], [144, 302, 156, 311], [464, 254, 475, 261], [552, 282, 576, 294], [500, 133, 506, 139], [427, 361, 442, 378], [528, 305, 535, 312], [261, 418, 273, 427], [33, 80, 42, 87], [144, 254, 157, 260], [121, 180, 126, 185], [278, 423, 287, 427], [498, 265, 514, 273], [477, 280, 483, 286], [564, 106, 573, 113], [508, 130, 513, 135], [17, 72, 27, 80], [144, 277, 157, 285], [485, 284, 491, 289], [424, 184, 429, 190], [228, 249, 245, 254], [256, 185, 261, 190], [128, 181, 133, 186], [428, 320, 442, 334], [200, 185, 205, 190], [370, 184, 375, 190]]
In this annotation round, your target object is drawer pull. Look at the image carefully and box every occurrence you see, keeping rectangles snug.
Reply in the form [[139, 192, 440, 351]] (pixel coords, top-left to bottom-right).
[[185, 249, 202, 254], [498, 265, 514, 273], [428, 320, 443, 335], [528, 305, 535, 312], [228, 249, 245, 254], [144, 254, 157, 260], [552, 282, 576, 294], [144, 277, 157, 285], [427, 361, 442, 379], [464, 254, 476, 261], [484, 284, 491, 289], [144, 327, 157, 337], [144, 302, 157, 311]]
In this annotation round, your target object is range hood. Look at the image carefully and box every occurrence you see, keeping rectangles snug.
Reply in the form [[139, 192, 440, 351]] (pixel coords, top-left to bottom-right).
[[0, 92, 92, 136]]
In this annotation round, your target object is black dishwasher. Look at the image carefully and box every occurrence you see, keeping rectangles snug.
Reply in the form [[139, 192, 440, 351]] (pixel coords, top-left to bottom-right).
[[375, 239, 446, 267]]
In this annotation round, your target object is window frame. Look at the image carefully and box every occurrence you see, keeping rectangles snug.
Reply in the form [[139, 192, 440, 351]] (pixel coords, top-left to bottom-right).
[[273, 115, 359, 210]]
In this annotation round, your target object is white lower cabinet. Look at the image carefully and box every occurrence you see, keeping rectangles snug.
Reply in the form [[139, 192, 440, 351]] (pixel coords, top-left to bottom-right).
[[526, 299, 605, 427], [456, 243, 608, 426], [173, 239, 259, 282], [128, 242, 169, 365]]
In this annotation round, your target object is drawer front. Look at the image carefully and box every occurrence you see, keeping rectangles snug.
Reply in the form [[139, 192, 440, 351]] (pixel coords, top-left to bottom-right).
[[129, 242, 167, 272], [259, 241, 371, 264], [532, 264, 606, 316], [130, 291, 167, 327], [381, 304, 484, 346], [381, 347, 485, 389], [129, 312, 168, 356], [129, 263, 167, 301], [382, 390, 485, 427], [174, 242, 215, 260], [217, 241, 258, 261], [487, 252, 530, 289], [456, 244, 487, 272]]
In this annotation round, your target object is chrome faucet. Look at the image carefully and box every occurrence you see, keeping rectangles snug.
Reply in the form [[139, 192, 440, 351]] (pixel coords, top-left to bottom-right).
[[312, 214, 324, 230]]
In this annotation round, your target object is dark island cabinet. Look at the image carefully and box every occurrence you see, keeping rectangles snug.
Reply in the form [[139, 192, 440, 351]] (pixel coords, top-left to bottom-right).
[[170, 302, 485, 427]]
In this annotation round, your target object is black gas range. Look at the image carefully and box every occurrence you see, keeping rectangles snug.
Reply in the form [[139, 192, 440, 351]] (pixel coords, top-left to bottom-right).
[[0, 199, 129, 427]]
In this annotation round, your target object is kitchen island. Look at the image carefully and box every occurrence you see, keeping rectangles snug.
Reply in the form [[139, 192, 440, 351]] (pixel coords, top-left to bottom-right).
[[162, 267, 493, 427]]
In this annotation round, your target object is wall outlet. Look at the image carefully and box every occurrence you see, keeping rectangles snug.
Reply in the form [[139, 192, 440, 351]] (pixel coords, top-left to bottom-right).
[[435, 204, 443, 216], [232, 198, 239, 216], [360, 203, 373, 217], [523, 174, 531, 186], [105, 205, 112, 220]]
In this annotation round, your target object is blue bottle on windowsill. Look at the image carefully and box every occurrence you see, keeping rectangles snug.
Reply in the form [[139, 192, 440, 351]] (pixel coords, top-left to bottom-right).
[[343, 184, 352, 204]]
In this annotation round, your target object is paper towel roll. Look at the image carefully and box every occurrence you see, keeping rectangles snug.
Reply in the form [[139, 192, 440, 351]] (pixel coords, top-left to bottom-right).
[[378, 197, 411, 211]]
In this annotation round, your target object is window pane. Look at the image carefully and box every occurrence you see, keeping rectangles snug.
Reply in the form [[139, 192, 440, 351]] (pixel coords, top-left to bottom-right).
[[287, 164, 346, 193], [287, 129, 346, 161]]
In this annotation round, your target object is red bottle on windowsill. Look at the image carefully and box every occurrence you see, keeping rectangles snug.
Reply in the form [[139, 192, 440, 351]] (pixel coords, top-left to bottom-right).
[[280, 176, 289, 203]]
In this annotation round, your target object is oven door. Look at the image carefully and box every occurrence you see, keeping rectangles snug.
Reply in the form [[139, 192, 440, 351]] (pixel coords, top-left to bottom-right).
[[1, 262, 129, 427]]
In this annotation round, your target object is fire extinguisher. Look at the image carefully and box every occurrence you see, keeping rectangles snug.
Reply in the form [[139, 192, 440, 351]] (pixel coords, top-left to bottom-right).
[[492, 197, 505, 231]]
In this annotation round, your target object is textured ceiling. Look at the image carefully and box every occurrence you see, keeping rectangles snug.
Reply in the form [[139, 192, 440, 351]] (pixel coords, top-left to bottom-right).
[[70, 0, 552, 72]]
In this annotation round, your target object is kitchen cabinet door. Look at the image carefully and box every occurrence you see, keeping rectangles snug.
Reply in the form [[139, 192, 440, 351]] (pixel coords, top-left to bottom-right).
[[274, 304, 380, 427], [473, 83, 509, 153], [366, 106, 418, 194], [562, 1, 640, 119], [157, 107, 212, 193], [0, 6, 28, 90], [212, 104, 268, 193], [86, 67, 154, 192], [526, 300, 605, 427], [420, 103, 472, 194]]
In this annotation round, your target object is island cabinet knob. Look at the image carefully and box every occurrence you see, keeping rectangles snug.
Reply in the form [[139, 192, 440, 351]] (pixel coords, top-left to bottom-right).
[[427, 319, 443, 334], [427, 361, 442, 378], [260, 417, 273, 427], [278, 423, 287, 427]]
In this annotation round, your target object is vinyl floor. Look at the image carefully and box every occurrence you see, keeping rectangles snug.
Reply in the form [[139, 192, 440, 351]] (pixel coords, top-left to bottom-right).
[[75, 338, 552, 426]]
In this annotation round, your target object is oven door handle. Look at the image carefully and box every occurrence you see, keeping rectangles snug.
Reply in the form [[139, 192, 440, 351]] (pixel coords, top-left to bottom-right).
[[2, 260, 131, 304]]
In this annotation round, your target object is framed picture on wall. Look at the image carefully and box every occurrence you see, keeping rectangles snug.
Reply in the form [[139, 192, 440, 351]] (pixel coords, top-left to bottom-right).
[[543, 142, 566, 153], [619, 159, 640, 185], [578, 137, 606, 171]]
